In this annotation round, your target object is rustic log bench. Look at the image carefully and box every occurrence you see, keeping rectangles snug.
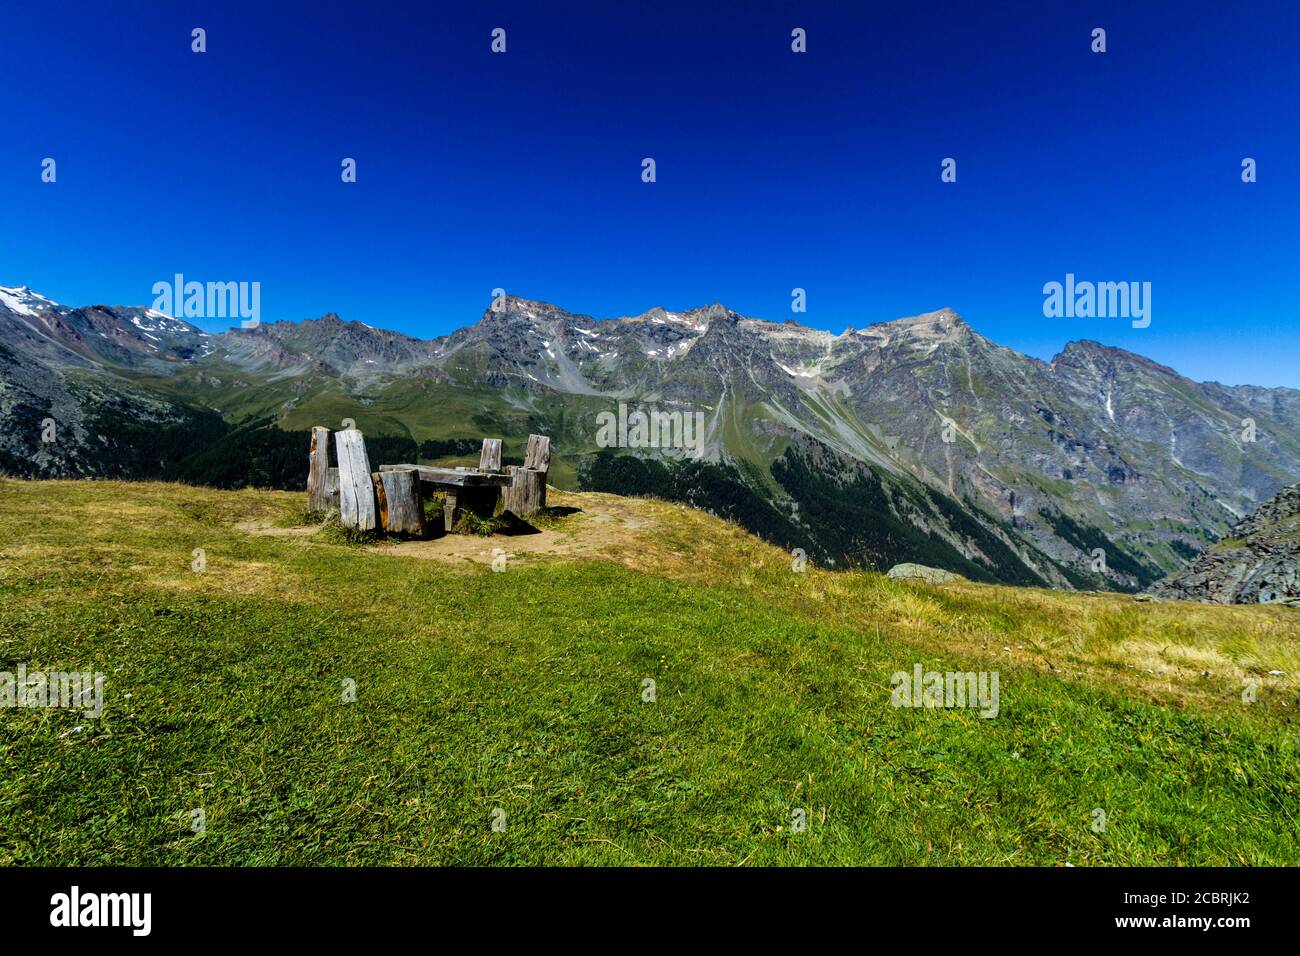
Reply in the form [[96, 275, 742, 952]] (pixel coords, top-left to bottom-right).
[[379, 464, 511, 532], [312, 429, 549, 534]]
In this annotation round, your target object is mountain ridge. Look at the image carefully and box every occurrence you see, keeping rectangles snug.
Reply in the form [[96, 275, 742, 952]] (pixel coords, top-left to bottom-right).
[[3, 283, 1298, 591], [9, 284, 1289, 391]]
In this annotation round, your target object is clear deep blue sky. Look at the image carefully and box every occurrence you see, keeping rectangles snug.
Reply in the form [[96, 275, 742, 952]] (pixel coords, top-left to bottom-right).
[[2, 1, 1297, 386]]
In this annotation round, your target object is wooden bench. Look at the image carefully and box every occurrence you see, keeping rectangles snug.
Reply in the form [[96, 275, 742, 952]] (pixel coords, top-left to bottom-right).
[[312, 429, 549, 534]]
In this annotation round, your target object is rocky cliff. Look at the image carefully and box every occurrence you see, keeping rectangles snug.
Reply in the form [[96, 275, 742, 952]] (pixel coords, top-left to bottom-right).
[[1150, 482, 1300, 605]]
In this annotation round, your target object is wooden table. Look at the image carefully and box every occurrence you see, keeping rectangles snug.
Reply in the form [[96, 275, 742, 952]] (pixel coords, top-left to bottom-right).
[[380, 464, 511, 532]]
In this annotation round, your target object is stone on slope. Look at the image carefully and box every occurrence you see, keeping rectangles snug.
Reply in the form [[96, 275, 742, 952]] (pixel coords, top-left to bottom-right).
[[887, 563, 963, 584]]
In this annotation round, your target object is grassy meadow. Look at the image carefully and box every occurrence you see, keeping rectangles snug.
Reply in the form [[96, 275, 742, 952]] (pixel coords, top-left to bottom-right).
[[0, 479, 1297, 865]]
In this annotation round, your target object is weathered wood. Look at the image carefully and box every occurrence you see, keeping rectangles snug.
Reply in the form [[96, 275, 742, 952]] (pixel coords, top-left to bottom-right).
[[378, 468, 425, 535], [372, 471, 389, 528], [325, 467, 340, 512], [442, 485, 499, 531], [505, 466, 547, 517], [443, 488, 460, 532], [523, 434, 551, 471], [479, 438, 503, 472], [378, 459, 513, 533], [307, 426, 332, 512], [335, 429, 377, 530], [380, 464, 511, 488], [505, 434, 550, 517]]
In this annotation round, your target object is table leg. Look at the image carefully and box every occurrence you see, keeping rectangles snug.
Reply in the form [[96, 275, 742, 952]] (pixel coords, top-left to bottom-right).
[[444, 488, 460, 532]]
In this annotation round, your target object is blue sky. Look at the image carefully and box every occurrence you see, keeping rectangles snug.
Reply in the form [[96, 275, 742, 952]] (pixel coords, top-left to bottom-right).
[[1, 0, 1297, 386]]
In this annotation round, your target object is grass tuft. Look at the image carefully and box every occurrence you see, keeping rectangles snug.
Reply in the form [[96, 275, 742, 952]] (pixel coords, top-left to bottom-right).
[[313, 513, 383, 545]]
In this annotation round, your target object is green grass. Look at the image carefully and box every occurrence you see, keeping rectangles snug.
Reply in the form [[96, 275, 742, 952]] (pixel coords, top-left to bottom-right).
[[0, 480, 1297, 865], [453, 510, 509, 536], [1211, 536, 1247, 553]]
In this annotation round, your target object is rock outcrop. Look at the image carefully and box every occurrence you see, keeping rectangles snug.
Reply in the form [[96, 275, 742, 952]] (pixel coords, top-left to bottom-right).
[[1149, 482, 1300, 605]]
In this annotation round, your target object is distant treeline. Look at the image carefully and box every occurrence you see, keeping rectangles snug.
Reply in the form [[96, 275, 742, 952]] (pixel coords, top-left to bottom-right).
[[164, 423, 525, 489], [5, 401, 520, 490], [579, 448, 821, 559], [771, 450, 1048, 585], [1040, 507, 1165, 589], [579, 445, 1168, 591], [579, 446, 1051, 584]]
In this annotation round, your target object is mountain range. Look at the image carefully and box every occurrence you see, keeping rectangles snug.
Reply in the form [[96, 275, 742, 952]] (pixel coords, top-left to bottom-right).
[[3, 283, 1299, 591]]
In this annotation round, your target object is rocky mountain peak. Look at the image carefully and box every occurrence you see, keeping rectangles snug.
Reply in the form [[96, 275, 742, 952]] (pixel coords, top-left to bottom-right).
[[478, 295, 586, 327], [1053, 340, 1178, 377], [856, 307, 971, 350], [679, 302, 741, 331], [0, 284, 59, 317], [896, 307, 967, 332]]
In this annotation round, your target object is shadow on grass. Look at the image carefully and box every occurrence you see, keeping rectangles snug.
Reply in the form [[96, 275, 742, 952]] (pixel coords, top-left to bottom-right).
[[496, 506, 584, 536]]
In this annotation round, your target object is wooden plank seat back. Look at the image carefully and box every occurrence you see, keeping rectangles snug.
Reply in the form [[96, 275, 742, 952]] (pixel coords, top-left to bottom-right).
[[335, 428, 377, 531], [479, 438, 503, 473], [505, 433, 550, 517]]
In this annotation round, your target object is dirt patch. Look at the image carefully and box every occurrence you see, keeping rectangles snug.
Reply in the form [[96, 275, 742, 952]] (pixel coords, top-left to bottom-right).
[[235, 489, 659, 568]]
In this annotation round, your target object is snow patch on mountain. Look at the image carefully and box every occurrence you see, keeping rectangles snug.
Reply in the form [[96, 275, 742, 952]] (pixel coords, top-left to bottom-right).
[[0, 285, 53, 318]]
